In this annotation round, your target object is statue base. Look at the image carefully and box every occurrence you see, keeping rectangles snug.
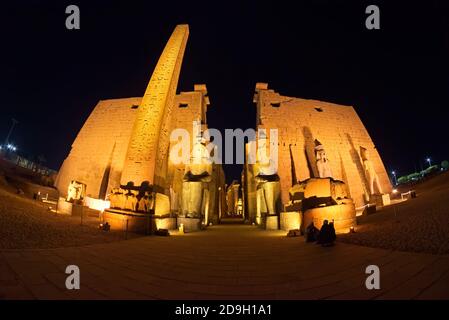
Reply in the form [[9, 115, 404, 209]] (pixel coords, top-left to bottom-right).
[[370, 193, 390, 207], [154, 217, 177, 230], [303, 203, 356, 233], [280, 211, 301, 231], [103, 209, 152, 234], [265, 215, 279, 230], [177, 217, 202, 232]]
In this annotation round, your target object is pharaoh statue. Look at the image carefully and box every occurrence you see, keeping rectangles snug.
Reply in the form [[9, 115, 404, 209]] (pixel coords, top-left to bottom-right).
[[255, 132, 281, 219], [124, 190, 138, 211], [360, 146, 382, 195], [137, 191, 153, 213], [181, 133, 212, 219], [108, 188, 119, 208], [314, 139, 333, 178]]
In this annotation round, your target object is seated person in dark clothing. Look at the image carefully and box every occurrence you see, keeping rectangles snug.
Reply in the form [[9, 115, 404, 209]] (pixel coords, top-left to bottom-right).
[[317, 219, 336, 246], [305, 222, 320, 242]]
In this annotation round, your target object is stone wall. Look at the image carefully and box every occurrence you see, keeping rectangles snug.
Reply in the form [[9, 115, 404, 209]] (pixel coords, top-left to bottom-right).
[[55, 97, 140, 198], [250, 83, 392, 210]]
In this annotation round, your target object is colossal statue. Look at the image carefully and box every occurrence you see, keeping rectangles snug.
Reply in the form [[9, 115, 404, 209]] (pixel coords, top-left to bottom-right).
[[181, 134, 212, 219], [255, 133, 281, 219], [314, 139, 333, 178], [360, 146, 382, 195]]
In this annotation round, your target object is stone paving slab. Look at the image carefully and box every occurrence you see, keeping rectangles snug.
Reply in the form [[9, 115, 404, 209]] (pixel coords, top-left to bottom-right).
[[1, 225, 449, 299]]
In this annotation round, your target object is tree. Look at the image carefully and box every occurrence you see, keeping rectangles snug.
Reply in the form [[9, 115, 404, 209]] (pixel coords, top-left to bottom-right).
[[442, 160, 449, 171], [397, 176, 409, 184]]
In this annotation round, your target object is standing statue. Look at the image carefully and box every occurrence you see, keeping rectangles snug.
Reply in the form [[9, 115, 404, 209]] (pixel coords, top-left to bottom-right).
[[314, 139, 333, 178], [360, 146, 382, 195], [255, 132, 281, 218], [181, 134, 212, 218]]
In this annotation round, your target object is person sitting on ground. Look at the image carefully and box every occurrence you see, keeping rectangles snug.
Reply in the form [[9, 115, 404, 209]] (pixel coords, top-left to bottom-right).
[[328, 220, 337, 244], [317, 220, 330, 245], [305, 222, 320, 242], [317, 220, 336, 247]]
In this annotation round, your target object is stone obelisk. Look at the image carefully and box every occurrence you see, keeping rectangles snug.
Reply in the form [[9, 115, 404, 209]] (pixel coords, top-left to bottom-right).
[[120, 24, 189, 187]]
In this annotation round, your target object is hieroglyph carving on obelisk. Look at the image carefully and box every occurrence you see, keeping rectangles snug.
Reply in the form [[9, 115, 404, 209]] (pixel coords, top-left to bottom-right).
[[121, 25, 189, 186]]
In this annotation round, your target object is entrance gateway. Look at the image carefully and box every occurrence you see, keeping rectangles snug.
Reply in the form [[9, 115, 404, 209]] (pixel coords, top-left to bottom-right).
[[54, 25, 392, 233]]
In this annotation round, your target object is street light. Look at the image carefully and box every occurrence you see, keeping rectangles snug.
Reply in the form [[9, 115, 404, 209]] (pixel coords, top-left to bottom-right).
[[426, 157, 432, 167], [6, 144, 17, 152], [391, 171, 397, 186]]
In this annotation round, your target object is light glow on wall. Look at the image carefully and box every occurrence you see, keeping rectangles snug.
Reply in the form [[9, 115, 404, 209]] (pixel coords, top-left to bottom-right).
[[84, 197, 110, 212]]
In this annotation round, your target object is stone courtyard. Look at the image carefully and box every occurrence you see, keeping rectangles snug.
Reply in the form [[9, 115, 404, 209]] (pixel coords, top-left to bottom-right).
[[1, 224, 449, 300]]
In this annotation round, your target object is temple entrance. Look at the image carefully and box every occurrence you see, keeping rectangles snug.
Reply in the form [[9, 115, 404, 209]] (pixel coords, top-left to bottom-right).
[[218, 179, 245, 225]]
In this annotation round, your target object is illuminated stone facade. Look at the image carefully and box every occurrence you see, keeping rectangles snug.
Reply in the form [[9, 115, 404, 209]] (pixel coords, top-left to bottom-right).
[[55, 97, 140, 199], [244, 83, 392, 222], [55, 25, 225, 224], [55, 86, 225, 222]]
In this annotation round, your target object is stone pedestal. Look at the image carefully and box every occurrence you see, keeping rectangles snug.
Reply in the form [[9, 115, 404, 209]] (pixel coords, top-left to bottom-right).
[[177, 217, 202, 232], [102, 210, 151, 234], [154, 193, 171, 216], [265, 215, 279, 230], [154, 217, 177, 230], [371, 194, 390, 207], [303, 202, 356, 233], [280, 211, 301, 231]]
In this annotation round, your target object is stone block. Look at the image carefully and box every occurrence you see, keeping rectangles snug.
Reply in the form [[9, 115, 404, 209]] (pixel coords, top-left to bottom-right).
[[303, 203, 356, 233], [265, 215, 279, 230], [102, 210, 150, 234], [154, 217, 177, 230], [154, 193, 170, 216], [280, 211, 301, 231], [371, 193, 390, 207], [177, 217, 201, 232]]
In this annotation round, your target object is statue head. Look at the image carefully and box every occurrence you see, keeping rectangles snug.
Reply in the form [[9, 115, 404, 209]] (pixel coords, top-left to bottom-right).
[[360, 146, 369, 161]]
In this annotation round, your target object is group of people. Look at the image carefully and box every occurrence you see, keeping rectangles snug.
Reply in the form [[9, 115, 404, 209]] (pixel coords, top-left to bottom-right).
[[305, 220, 336, 247]]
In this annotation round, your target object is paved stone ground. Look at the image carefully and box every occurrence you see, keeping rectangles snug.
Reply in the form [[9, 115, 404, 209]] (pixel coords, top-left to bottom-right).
[[1, 224, 449, 300]]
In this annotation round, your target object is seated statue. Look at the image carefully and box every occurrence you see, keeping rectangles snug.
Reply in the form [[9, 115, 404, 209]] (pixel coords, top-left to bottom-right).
[[108, 188, 119, 208], [137, 191, 152, 213], [181, 134, 212, 218], [116, 188, 127, 210], [289, 177, 356, 233], [255, 133, 281, 217]]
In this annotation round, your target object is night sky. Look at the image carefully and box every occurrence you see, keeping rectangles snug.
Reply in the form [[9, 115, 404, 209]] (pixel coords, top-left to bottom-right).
[[1, 0, 448, 183]]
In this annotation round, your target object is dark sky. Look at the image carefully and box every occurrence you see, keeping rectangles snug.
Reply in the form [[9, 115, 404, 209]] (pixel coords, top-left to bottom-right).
[[1, 0, 448, 183]]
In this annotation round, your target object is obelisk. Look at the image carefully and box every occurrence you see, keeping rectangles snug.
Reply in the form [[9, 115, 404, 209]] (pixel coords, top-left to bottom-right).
[[120, 24, 189, 187]]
